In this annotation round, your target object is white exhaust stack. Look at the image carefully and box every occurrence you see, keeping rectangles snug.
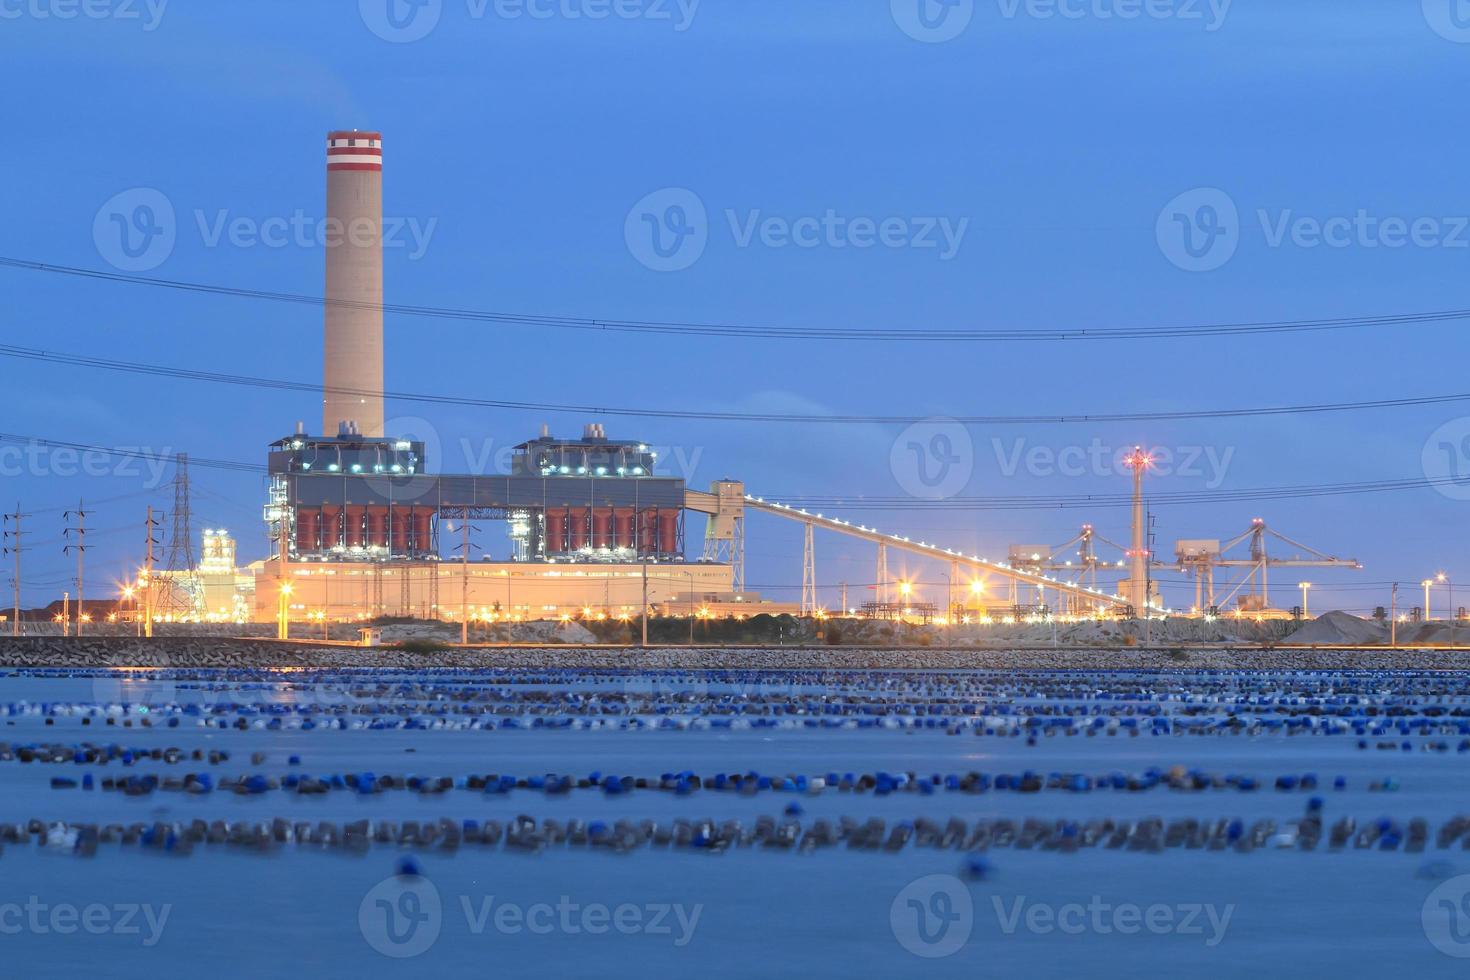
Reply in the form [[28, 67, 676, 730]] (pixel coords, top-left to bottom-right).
[[323, 129, 384, 438]]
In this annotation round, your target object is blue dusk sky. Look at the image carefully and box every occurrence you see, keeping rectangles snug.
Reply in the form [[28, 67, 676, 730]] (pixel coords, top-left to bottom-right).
[[2, 0, 1469, 614]]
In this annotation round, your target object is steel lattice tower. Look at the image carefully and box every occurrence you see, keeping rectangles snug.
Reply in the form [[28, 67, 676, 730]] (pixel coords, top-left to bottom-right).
[[159, 453, 198, 618]]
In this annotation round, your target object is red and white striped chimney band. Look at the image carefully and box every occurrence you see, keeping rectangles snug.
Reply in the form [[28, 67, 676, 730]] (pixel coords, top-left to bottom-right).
[[327, 132, 382, 172]]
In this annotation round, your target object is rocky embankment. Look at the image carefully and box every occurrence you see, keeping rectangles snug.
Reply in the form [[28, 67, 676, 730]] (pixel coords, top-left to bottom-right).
[[1, 635, 1469, 670]]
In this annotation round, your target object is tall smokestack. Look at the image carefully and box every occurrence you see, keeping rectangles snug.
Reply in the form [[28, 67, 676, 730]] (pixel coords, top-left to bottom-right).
[[323, 130, 384, 438]]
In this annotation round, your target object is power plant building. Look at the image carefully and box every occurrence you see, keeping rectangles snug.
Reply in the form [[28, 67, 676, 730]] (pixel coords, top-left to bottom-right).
[[250, 130, 747, 624]]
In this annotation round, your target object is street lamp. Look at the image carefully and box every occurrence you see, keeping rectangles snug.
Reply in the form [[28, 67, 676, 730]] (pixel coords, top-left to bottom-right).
[[121, 584, 138, 637], [1440, 572, 1454, 646], [1298, 582, 1311, 618]]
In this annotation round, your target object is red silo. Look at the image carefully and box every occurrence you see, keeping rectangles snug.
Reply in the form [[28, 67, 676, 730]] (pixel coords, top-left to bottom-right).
[[658, 510, 679, 554], [366, 506, 388, 548], [592, 508, 613, 549], [412, 508, 433, 554], [545, 509, 566, 553], [568, 508, 589, 551], [638, 509, 659, 555], [390, 506, 410, 553], [344, 506, 365, 548], [320, 506, 343, 549], [295, 508, 319, 553], [614, 509, 635, 550]]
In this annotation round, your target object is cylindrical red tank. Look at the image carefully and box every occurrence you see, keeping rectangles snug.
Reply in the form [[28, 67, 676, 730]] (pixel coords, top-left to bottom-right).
[[638, 509, 658, 555], [614, 509, 635, 550], [592, 508, 613, 549], [295, 508, 319, 553], [344, 506, 365, 548], [545, 509, 566, 554], [658, 510, 679, 554], [366, 506, 388, 548], [390, 506, 410, 553], [412, 508, 433, 554], [568, 508, 589, 551], [320, 506, 343, 549]]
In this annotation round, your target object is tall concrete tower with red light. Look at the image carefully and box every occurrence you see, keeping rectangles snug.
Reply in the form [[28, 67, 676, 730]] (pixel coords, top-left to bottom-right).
[[323, 130, 384, 438], [1121, 447, 1153, 614]]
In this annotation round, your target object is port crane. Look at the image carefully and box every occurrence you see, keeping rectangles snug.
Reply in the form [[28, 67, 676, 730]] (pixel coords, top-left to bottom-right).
[[1174, 519, 1361, 614]]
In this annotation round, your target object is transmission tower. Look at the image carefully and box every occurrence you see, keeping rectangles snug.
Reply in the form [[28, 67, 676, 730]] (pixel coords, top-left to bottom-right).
[[3, 504, 26, 636], [142, 506, 160, 638], [159, 453, 198, 619], [63, 500, 86, 636]]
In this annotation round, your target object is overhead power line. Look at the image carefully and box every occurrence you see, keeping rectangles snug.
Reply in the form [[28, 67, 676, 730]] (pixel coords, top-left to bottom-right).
[[757, 476, 1461, 510], [0, 430, 1463, 511], [4, 255, 1470, 342], [0, 433, 261, 474], [4, 342, 1470, 426]]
